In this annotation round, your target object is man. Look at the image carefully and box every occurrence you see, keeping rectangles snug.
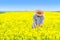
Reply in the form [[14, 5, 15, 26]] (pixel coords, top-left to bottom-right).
[[32, 10, 44, 28]]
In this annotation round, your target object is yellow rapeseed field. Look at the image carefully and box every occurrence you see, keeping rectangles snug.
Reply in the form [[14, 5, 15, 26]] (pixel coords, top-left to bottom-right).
[[0, 11, 60, 40]]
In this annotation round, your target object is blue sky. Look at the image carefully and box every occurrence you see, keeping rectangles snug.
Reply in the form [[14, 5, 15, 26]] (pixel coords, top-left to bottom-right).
[[0, 0, 60, 11]]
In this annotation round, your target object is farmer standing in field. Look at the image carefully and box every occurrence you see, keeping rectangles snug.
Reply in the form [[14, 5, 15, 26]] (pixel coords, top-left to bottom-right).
[[32, 10, 44, 28]]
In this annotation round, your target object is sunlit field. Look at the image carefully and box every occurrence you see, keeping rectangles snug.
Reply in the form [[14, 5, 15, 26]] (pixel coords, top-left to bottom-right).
[[0, 11, 60, 40]]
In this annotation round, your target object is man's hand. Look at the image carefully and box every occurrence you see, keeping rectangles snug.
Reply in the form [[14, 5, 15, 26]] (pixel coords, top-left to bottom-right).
[[32, 23, 36, 28], [40, 23, 43, 27]]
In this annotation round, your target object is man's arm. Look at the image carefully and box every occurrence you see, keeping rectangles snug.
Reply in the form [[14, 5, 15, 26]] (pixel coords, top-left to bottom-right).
[[33, 14, 37, 28], [40, 15, 44, 27]]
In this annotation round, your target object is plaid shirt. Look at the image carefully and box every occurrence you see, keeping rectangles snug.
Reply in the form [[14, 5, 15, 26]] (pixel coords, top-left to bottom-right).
[[33, 14, 44, 25]]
